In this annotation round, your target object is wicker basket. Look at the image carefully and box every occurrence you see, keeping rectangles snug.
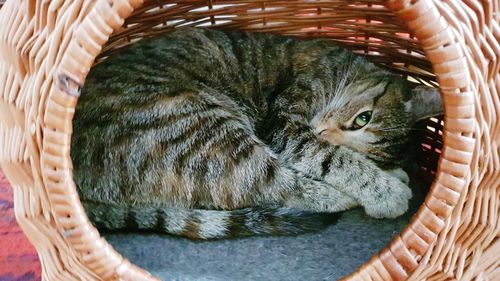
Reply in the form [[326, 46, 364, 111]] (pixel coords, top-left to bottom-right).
[[0, 0, 498, 280]]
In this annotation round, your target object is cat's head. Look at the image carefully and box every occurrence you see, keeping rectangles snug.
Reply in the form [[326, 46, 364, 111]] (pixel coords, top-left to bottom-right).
[[309, 74, 443, 167]]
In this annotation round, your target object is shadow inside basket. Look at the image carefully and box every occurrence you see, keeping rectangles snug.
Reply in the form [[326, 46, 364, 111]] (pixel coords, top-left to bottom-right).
[[104, 185, 425, 281]]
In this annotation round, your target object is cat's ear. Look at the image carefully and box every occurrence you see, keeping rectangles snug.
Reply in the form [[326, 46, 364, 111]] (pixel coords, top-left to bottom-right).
[[407, 86, 443, 122]]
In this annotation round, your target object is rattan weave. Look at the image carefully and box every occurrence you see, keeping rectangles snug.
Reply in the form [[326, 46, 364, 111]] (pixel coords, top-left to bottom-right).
[[0, 0, 498, 280]]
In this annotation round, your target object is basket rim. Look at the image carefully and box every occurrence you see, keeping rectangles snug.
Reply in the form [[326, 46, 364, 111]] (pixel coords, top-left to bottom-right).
[[0, 0, 478, 280]]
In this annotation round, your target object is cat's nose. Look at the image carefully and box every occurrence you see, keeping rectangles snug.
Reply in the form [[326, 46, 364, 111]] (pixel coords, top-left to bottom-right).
[[315, 126, 345, 145], [314, 126, 328, 136]]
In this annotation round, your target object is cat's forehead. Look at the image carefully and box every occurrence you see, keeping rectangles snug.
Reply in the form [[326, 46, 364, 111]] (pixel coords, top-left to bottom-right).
[[313, 79, 406, 124], [312, 99, 361, 125], [323, 79, 386, 110]]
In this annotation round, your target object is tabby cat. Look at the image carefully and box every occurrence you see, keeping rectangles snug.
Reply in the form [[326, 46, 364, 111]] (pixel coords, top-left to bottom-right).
[[71, 28, 443, 239]]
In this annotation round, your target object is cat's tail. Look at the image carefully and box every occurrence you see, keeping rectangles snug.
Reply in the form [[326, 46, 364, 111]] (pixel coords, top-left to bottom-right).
[[82, 202, 339, 239]]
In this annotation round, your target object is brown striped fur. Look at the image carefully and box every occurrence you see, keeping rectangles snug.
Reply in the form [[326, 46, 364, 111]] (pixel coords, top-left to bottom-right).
[[71, 28, 442, 239]]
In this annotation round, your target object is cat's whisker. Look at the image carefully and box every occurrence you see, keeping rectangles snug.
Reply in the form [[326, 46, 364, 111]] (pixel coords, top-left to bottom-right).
[[372, 142, 409, 148], [378, 128, 430, 132], [376, 124, 419, 131], [377, 125, 407, 130]]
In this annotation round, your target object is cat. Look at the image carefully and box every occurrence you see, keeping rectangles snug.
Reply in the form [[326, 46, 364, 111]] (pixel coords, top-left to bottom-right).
[[71, 27, 443, 239]]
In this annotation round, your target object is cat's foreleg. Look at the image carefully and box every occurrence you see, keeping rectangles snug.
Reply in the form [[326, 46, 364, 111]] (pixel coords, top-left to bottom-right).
[[270, 119, 412, 218], [282, 170, 358, 212]]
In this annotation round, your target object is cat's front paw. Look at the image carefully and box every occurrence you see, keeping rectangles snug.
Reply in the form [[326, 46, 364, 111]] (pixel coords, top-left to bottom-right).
[[385, 168, 410, 185], [361, 173, 412, 219]]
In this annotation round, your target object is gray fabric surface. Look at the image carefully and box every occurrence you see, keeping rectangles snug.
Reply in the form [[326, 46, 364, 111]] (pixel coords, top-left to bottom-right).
[[105, 190, 423, 281]]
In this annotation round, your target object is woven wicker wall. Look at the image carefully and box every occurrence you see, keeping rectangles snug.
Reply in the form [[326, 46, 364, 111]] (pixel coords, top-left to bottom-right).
[[0, 0, 498, 280]]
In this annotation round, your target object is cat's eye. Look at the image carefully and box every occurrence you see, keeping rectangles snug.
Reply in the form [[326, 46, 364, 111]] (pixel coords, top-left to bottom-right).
[[351, 111, 372, 130]]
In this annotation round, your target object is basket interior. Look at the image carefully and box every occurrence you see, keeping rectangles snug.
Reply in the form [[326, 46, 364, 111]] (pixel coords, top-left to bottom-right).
[[66, 1, 446, 279]]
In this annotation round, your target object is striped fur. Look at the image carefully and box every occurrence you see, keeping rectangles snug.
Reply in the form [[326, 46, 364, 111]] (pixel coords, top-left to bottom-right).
[[71, 28, 442, 239]]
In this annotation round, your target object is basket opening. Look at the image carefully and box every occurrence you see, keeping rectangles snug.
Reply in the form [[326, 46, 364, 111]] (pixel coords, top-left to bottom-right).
[[3, 0, 491, 280], [96, 0, 443, 179], [70, 1, 445, 280]]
